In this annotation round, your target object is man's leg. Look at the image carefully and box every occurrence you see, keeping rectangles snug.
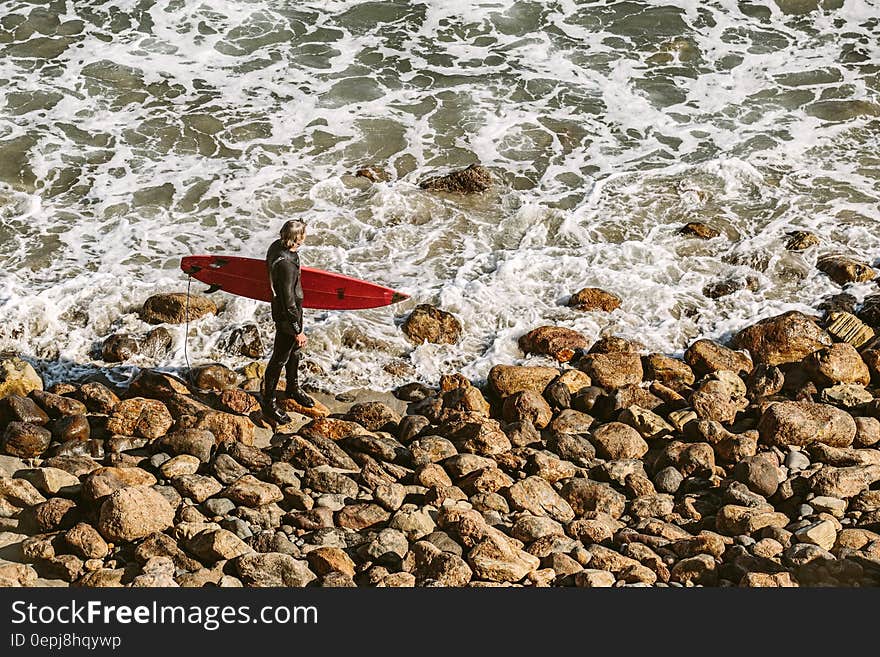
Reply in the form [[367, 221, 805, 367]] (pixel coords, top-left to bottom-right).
[[262, 328, 295, 424], [284, 345, 315, 408]]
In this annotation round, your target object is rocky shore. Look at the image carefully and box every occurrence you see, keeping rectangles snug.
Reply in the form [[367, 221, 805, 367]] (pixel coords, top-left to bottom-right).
[[3, 201, 880, 587]]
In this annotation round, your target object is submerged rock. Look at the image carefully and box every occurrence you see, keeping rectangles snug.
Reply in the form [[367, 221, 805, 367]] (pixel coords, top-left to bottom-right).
[[418, 164, 492, 194], [402, 304, 462, 345]]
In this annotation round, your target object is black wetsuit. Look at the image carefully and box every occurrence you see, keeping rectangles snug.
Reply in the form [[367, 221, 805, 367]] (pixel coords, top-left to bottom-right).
[[264, 239, 304, 398]]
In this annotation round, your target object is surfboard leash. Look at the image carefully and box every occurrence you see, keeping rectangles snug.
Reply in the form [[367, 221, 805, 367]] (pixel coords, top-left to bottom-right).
[[183, 274, 195, 387]]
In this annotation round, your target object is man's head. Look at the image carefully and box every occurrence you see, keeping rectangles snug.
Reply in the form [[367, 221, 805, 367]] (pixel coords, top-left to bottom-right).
[[280, 219, 306, 251]]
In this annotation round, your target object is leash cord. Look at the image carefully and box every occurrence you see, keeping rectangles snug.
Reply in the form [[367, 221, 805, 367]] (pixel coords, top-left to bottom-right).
[[183, 274, 193, 386]]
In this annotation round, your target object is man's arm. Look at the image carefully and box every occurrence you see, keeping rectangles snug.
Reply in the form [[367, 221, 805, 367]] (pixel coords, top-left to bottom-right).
[[272, 259, 304, 335]]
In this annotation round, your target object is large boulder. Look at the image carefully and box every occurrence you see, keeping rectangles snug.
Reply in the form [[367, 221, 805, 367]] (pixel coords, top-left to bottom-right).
[[402, 304, 462, 345], [805, 343, 870, 386], [2, 422, 51, 458], [419, 164, 492, 193], [98, 486, 175, 542], [817, 255, 875, 285], [141, 293, 217, 325], [518, 326, 589, 362], [0, 357, 42, 399], [106, 398, 172, 440], [732, 311, 832, 366], [757, 401, 856, 448]]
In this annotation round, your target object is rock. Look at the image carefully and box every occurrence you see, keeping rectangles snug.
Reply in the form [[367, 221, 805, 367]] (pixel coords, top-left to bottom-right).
[[855, 417, 880, 448], [52, 414, 90, 442], [794, 520, 837, 551], [670, 554, 717, 586], [410, 436, 457, 465], [654, 467, 684, 494], [757, 401, 856, 448], [106, 398, 172, 440], [2, 422, 51, 457], [192, 364, 238, 391], [307, 546, 356, 577], [187, 528, 252, 562], [488, 365, 559, 398], [345, 401, 400, 432], [303, 468, 359, 498], [575, 569, 616, 587], [192, 410, 254, 445], [0, 357, 43, 399], [502, 391, 552, 429], [19, 467, 80, 496], [805, 343, 870, 386], [825, 312, 874, 348], [419, 164, 492, 194], [467, 531, 540, 583], [31, 390, 87, 418], [577, 352, 643, 389], [442, 385, 491, 416], [819, 384, 873, 407], [402, 304, 462, 345], [785, 231, 819, 251], [746, 364, 785, 400], [733, 311, 832, 366], [817, 255, 875, 285], [160, 454, 200, 478], [235, 553, 316, 587], [336, 503, 390, 531], [507, 476, 575, 523], [679, 222, 719, 239], [172, 475, 223, 503], [158, 430, 215, 463], [440, 414, 511, 456], [0, 476, 47, 506], [141, 293, 217, 324], [810, 465, 880, 498], [740, 572, 798, 587], [684, 339, 752, 377], [716, 505, 789, 536], [1, 394, 49, 425], [224, 475, 283, 507], [568, 287, 621, 312], [222, 324, 264, 358], [411, 541, 473, 586], [101, 333, 139, 362], [703, 277, 757, 299], [618, 405, 673, 439], [733, 455, 779, 498], [98, 486, 176, 541], [83, 467, 156, 501], [590, 422, 648, 460], [561, 479, 626, 519], [29, 497, 78, 531], [518, 326, 589, 362], [642, 354, 695, 389], [354, 165, 390, 183], [141, 327, 173, 358], [64, 523, 109, 560]]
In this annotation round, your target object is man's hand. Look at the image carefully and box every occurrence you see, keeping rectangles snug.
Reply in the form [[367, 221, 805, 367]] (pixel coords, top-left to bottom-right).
[[295, 332, 308, 348]]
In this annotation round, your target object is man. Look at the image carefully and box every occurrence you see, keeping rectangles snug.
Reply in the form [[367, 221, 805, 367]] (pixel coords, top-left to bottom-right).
[[262, 219, 316, 424]]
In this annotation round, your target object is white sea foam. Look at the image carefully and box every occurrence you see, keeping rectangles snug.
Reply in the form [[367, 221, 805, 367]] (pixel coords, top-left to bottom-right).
[[0, 0, 878, 390]]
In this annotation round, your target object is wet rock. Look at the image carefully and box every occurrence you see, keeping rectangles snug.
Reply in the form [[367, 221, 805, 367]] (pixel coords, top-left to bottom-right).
[[402, 304, 462, 345], [141, 293, 217, 325], [679, 222, 720, 239], [31, 390, 87, 418], [235, 553, 316, 587], [354, 165, 390, 183], [785, 231, 819, 251], [106, 398, 172, 440], [193, 364, 238, 392], [0, 357, 43, 399], [757, 401, 856, 448], [577, 352, 643, 390], [101, 333, 139, 362], [817, 255, 875, 285], [419, 164, 492, 194], [2, 422, 51, 457], [568, 287, 621, 313], [1, 394, 49, 425], [222, 324, 264, 358], [642, 354, 695, 390], [141, 327, 173, 358], [488, 365, 559, 398], [684, 339, 752, 377], [733, 311, 832, 366], [98, 486, 175, 541], [519, 326, 589, 362], [52, 414, 90, 442], [702, 277, 757, 299]]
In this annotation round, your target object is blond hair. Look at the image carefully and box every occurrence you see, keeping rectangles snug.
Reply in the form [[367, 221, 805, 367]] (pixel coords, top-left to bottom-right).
[[280, 220, 306, 249]]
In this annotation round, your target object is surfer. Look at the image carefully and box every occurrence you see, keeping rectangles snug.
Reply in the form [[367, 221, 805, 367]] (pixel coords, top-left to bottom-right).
[[262, 219, 316, 424]]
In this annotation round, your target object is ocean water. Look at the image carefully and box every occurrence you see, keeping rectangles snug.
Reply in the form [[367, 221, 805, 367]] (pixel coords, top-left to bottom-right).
[[0, 0, 878, 391]]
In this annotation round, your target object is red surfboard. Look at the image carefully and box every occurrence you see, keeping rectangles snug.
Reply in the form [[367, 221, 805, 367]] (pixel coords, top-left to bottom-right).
[[180, 255, 408, 310]]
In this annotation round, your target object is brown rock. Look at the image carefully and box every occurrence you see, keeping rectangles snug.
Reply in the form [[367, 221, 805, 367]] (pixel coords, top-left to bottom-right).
[[345, 401, 400, 432], [106, 398, 172, 440], [716, 505, 789, 535], [590, 422, 648, 460], [1, 394, 49, 425], [402, 304, 462, 345], [467, 530, 540, 582], [757, 401, 856, 448], [732, 311, 832, 366], [306, 546, 356, 577], [187, 528, 252, 562], [52, 414, 90, 442], [502, 390, 552, 429], [192, 364, 238, 391], [568, 287, 621, 312], [679, 222, 720, 239], [98, 486, 176, 541], [684, 339, 752, 377], [440, 414, 511, 456], [561, 479, 626, 518], [419, 164, 492, 194], [235, 553, 316, 587], [83, 467, 157, 501], [785, 231, 819, 251], [506, 476, 575, 523], [488, 365, 559, 398], [811, 465, 880, 498], [2, 421, 51, 457], [577, 352, 643, 389], [192, 410, 254, 445], [31, 390, 87, 418], [224, 475, 283, 507], [805, 343, 870, 386], [65, 523, 109, 559], [817, 255, 875, 285], [335, 503, 390, 530], [172, 474, 223, 503], [519, 326, 589, 362], [0, 357, 43, 400], [642, 354, 695, 389], [101, 333, 139, 362], [141, 293, 217, 325]]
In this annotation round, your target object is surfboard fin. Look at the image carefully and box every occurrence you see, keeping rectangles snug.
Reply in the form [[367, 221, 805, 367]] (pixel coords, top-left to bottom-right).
[[391, 292, 409, 304], [203, 284, 222, 294]]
